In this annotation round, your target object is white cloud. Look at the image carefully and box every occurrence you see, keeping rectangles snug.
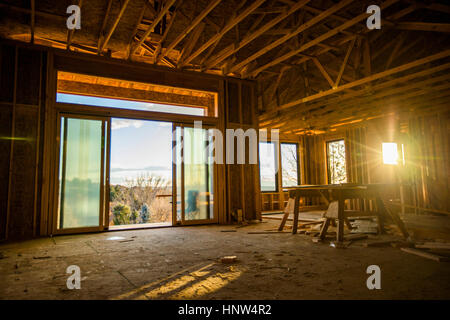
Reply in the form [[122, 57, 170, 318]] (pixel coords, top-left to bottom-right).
[[111, 119, 144, 130]]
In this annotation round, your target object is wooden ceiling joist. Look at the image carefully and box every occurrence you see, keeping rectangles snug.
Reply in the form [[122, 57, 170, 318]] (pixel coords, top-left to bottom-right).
[[230, 0, 356, 75], [98, 0, 131, 53], [260, 61, 450, 128], [264, 49, 450, 116], [131, 0, 177, 56], [158, 0, 223, 64], [395, 22, 450, 33], [249, 0, 399, 77], [312, 57, 334, 88], [204, 0, 310, 70], [97, 0, 113, 52], [335, 37, 355, 87], [181, 0, 266, 67]]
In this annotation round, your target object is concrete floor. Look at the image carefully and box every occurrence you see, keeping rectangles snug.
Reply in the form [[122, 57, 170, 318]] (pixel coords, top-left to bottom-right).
[[1, 219, 449, 300]]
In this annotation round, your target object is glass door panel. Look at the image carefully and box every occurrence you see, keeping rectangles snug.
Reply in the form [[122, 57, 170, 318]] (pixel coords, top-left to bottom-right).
[[56, 115, 107, 231], [174, 125, 215, 224]]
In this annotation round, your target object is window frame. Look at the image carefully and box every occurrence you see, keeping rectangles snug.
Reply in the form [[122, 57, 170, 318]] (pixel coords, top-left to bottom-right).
[[326, 138, 348, 185], [280, 142, 300, 188], [258, 141, 279, 193]]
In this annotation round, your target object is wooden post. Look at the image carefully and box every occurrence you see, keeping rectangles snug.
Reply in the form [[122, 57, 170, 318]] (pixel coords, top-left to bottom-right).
[[337, 190, 345, 242], [292, 192, 301, 234]]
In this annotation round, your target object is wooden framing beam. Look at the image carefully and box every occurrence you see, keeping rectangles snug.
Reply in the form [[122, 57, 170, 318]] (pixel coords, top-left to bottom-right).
[[98, 0, 131, 53], [131, 0, 177, 56], [178, 22, 205, 67], [181, 0, 266, 67], [335, 37, 355, 87], [260, 61, 450, 127], [249, 0, 398, 77], [204, 0, 310, 69], [362, 37, 371, 77], [265, 49, 450, 114], [154, 2, 180, 63], [312, 57, 334, 88], [0, 3, 64, 21], [134, 36, 176, 68], [425, 3, 450, 15], [159, 0, 223, 63], [230, 0, 355, 74], [126, 3, 147, 59], [97, 0, 114, 53], [66, 0, 83, 50], [395, 22, 450, 33], [264, 76, 450, 131], [385, 33, 404, 70], [30, 0, 35, 43]]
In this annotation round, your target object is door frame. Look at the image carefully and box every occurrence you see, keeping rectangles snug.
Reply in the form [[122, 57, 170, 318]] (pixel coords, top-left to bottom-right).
[[52, 112, 110, 235], [51, 103, 220, 234]]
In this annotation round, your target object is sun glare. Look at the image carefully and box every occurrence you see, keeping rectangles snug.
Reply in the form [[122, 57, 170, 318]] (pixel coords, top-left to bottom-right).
[[382, 142, 399, 165]]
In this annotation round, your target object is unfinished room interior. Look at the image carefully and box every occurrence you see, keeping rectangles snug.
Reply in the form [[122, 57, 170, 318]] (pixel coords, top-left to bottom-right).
[[0, 0, 449, 301]]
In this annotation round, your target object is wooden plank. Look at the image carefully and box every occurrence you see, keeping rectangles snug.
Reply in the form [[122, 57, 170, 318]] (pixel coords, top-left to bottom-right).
[[401, 248, 450, 262], [363, 240, 397, 247], [415, 243, 450, 250], [292, 194, 300, 234]]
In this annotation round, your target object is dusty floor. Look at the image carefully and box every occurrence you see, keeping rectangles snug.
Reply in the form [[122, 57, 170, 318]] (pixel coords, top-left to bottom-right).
[[0, 217, 449, 300]]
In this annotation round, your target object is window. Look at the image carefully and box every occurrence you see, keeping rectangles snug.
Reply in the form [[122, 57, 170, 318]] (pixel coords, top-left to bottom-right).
[[56, 71, 217, 117], [280, 143, 299, 187], [259, 142, 277, 192], [382, 142, 399, 165], [57, 93, 206, 117], [327, 139, 347, 184]]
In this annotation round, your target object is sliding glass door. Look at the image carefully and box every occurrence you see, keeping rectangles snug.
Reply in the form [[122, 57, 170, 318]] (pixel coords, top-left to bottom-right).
[[54, 114, 109, 233], [173, 125, 216, 225]]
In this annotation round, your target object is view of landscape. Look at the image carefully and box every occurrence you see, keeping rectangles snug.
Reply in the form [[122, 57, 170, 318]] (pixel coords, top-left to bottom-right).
[[109, 118, 173, 226], [327, 139, 347, 184]]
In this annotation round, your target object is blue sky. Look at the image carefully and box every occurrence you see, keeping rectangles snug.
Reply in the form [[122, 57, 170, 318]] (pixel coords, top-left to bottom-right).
[[110, 118, 172, 185]]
